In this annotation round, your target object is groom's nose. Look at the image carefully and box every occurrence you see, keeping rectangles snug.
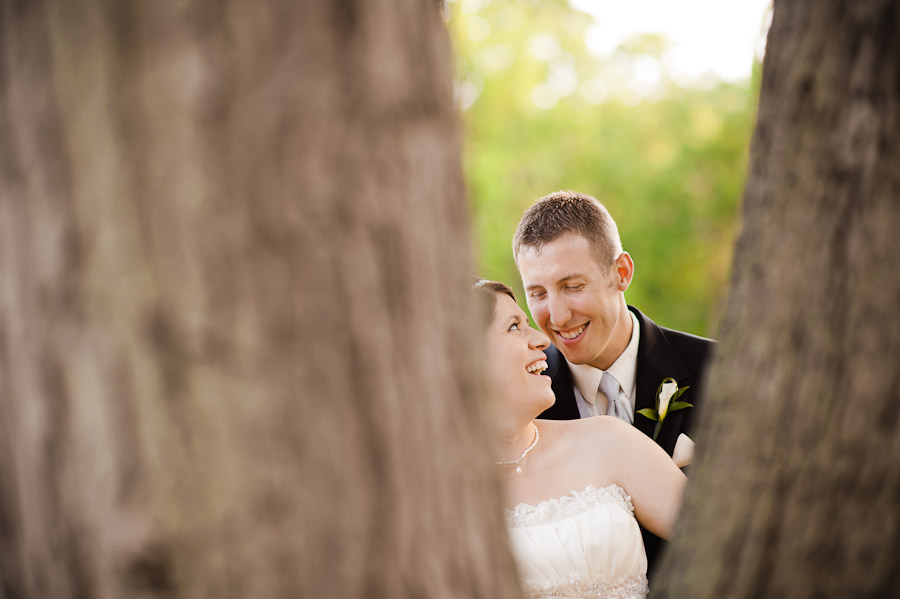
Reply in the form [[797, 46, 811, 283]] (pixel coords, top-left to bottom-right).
[[547, 295, 573, 328]]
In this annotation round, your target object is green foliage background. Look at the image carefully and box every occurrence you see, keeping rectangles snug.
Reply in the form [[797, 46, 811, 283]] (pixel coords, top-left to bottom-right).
[[449, 0, 763, 337]]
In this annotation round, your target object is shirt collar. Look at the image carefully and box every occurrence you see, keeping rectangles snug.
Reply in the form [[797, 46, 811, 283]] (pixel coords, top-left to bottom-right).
[[567, 310, 640, 405]]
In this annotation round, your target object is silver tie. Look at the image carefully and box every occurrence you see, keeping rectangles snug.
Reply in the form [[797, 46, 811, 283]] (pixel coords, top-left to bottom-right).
[[600, 372, 630, 423]]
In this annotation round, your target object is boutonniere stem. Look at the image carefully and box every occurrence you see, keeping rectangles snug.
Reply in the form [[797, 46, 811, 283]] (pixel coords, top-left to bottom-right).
[[637, 377, 692, 440]]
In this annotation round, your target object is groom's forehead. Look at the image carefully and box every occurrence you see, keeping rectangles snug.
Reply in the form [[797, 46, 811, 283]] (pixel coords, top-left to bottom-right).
[[519, 236, 602, 267]]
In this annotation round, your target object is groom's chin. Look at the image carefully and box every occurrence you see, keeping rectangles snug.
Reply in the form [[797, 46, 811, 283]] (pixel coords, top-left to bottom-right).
[[555, 346, 581, 365]]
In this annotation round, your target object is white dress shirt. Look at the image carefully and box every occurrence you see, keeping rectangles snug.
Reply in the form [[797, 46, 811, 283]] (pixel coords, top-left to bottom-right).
[[568, 310, 641, 422]]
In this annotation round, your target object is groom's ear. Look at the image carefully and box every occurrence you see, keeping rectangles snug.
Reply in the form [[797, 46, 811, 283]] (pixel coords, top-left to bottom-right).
[[614, 252, 634, 292]]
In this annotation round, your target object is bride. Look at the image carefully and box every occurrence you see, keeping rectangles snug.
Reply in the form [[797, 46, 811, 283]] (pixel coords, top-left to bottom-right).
[[476, 280, 686, 599]]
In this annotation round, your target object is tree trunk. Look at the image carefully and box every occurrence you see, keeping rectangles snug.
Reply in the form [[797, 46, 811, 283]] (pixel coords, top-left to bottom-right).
[[653, 1, 900, 597], [0, 1, 520, 597]]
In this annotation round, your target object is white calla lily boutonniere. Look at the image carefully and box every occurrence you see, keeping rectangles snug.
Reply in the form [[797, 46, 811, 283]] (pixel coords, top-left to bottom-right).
[[637, 377, 692, 440]]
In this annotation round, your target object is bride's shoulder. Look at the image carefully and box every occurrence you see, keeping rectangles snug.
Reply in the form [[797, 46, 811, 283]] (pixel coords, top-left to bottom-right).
[[534, 418, 631, 487], [539, 416, 630, 448], [574, 415, 630, 434]]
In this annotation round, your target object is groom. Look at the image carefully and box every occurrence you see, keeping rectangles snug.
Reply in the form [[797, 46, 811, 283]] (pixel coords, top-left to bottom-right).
[[513, 190, 715, 573]]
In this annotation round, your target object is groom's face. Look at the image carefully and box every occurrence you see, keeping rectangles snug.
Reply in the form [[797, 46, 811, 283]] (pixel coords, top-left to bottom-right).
[[517, 232, 631, 371]]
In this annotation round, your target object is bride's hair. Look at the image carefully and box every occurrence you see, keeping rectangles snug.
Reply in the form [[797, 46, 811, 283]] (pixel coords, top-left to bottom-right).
[[473, 278, 515, 300], [472, 279, 516, 327]]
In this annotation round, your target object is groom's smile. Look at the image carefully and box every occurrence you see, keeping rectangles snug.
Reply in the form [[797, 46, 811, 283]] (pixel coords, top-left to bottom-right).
[[555, 322, 588, 341]]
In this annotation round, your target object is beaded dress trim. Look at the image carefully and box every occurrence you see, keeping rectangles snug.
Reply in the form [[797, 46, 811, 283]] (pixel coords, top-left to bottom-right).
[[507, 484, 635, 528], [524, 574, 648, 599]]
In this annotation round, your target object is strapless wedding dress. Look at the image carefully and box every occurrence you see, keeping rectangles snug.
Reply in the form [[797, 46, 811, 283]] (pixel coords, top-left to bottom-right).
[[506, 484, 648, 599]]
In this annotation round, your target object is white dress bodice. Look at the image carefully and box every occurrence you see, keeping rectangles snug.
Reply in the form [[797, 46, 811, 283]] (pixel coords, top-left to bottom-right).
[[506, 484, 648, 599]]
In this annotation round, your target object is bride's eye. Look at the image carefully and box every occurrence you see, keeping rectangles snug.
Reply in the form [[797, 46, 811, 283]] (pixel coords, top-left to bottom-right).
[[508, 321, 520, 332]]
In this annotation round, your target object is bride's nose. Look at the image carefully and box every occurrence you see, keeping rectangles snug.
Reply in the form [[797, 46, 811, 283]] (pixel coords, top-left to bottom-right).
[[528, 328, 550, 350]]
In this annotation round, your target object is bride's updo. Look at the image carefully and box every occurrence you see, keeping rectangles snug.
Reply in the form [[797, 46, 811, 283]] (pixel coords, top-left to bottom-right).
[[473, 279, 516, 327]]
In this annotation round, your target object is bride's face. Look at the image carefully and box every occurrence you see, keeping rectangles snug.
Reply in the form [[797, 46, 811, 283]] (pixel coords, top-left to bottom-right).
[[486, 293, 555, 412]]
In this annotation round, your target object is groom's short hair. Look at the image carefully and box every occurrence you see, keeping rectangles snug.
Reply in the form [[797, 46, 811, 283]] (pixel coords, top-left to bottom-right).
[[513, 190, 623, 269]]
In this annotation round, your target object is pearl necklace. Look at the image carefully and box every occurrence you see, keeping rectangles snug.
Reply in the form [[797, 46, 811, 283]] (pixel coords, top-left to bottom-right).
[[496, 422, 540, 473]]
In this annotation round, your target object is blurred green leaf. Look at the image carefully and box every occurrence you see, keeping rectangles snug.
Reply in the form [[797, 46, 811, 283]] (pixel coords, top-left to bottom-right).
[[671, 386, 690, 401], [449, 0, 760, 337], [636, 408, 659, 421]]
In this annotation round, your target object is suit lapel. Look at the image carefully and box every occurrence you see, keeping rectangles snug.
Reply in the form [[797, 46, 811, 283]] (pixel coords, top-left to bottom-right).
[[631, 307, 690, 452]]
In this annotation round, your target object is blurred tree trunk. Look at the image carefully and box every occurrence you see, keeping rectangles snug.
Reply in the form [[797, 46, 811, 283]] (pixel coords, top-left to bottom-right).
[[0, 1, 520, 597], [654, 1, 900, 597]]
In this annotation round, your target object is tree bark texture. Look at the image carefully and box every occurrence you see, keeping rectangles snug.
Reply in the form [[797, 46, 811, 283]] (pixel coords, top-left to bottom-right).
[[654, 1, 900, 597], [0, 1, 520, 597]]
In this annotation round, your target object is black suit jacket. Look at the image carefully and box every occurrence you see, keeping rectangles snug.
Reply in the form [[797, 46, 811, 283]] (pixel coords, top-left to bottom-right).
[[538, 306, 715, 575]]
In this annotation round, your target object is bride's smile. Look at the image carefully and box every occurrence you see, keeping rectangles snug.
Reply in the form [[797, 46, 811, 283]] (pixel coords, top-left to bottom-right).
[[485, 293, 555, 412], [525, 358, 548, 375]]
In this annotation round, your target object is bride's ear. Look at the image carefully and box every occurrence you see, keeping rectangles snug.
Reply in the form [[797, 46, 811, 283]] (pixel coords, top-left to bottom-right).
[[614, 252, 634, 291]]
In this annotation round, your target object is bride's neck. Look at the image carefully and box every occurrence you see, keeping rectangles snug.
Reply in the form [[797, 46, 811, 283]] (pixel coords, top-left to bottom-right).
[[496, 420, 537, 461]]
